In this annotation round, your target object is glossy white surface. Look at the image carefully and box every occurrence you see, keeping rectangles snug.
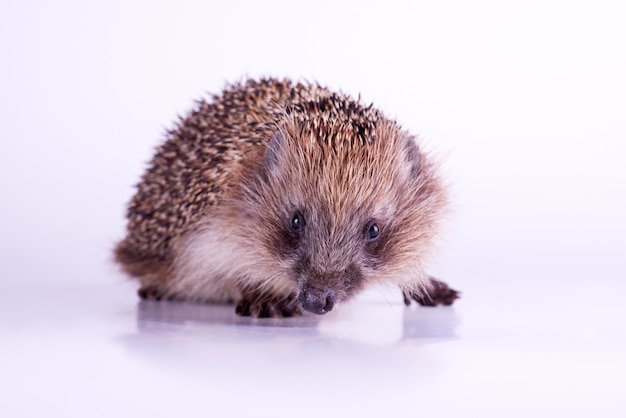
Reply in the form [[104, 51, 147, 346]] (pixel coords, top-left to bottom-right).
[[1, 277, 624, 417]]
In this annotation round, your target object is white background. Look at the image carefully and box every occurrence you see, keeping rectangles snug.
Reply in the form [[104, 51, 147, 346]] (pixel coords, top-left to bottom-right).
[[1, 1, 625, 417]]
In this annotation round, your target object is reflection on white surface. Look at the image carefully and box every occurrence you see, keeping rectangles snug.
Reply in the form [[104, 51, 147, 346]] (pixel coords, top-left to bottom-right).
[[1, 279, 624, 418]]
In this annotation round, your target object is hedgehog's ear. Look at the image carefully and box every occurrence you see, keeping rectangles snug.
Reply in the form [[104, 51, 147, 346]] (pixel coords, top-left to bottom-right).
[[263, 130, 286, 176], [401, 135, 422, 179]]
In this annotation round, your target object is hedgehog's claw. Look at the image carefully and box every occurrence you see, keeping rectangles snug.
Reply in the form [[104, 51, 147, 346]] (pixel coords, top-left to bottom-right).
[[236, 292, 302, 318], [405, 277, 460, 307]]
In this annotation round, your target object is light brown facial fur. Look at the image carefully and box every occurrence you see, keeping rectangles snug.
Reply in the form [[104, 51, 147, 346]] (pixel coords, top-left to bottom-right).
[[114, 78, 455, 316], [229, 105, 446, 313]]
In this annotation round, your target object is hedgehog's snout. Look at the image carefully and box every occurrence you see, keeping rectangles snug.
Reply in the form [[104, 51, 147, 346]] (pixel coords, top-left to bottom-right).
[[298, 286, 335, 315]]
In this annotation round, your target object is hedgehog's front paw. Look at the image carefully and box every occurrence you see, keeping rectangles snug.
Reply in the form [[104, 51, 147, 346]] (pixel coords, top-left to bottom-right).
[[404, 277, 460, 307], [235, 292, 302, 318]]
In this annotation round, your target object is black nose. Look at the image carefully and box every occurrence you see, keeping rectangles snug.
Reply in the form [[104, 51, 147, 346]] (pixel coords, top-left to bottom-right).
[[299, 287, 335, 315]]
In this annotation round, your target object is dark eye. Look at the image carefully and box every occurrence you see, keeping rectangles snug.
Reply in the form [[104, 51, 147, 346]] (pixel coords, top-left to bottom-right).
[[364, 220, 380, 242], [291, 211, 305, 233]]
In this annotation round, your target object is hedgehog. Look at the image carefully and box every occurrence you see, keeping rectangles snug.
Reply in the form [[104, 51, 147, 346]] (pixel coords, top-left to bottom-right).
[[115, 78, 459, 317]]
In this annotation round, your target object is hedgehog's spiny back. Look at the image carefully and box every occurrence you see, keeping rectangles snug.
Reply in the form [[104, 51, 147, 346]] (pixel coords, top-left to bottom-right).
[[285, 93, 385, 147], [117, 79, 383, 262]]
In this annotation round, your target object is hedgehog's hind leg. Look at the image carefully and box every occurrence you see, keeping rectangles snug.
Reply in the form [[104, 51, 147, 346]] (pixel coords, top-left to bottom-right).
[[404, 277, 460, 307], [235, 288, 302, 318], [114, 242, 176, 301]]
